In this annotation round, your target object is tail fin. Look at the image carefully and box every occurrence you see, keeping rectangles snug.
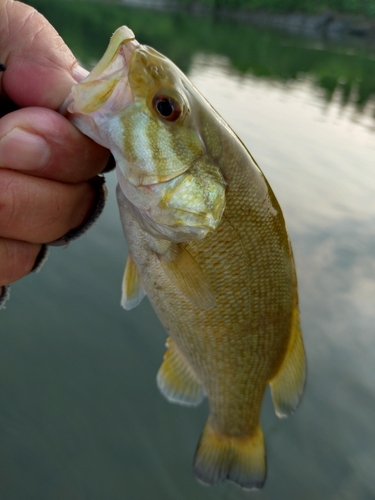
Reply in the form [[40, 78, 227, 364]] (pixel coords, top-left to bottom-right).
[[193, 421, 266, 490]]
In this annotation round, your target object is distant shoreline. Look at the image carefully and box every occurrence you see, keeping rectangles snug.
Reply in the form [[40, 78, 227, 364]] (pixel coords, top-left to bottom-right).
[[119, 0, 375, 40]]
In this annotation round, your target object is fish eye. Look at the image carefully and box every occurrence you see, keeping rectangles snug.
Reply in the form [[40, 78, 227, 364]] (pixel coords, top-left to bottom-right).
[[152, 92, 183, 122]]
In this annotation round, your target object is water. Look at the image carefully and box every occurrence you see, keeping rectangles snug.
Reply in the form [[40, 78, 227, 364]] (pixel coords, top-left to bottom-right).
[[1, 1, 375, 498]]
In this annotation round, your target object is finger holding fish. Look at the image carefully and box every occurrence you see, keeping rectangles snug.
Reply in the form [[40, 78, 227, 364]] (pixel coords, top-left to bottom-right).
[[0, 107, 102, 287], [0, 168, 97, 244], [0, 0, 112, 303], [0, 107, 109, 182]]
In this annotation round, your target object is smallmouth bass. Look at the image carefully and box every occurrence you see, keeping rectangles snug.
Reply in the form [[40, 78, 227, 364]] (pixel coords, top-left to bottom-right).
[[64, 27, 306, 490]]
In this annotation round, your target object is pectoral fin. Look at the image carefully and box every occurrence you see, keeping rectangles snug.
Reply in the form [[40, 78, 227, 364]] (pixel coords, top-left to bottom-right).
[[269, 304, 306, 418], [158, 244, 215, 311], [121, 254, 146, 310], [157, 337, 205, 406]]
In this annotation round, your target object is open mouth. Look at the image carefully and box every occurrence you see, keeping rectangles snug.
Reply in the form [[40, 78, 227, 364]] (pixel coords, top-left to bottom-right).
[[61, 27, 139, 118]]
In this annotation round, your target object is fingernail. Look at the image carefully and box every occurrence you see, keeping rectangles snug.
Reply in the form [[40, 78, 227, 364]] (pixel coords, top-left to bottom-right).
[[0, 128, 51, 171], [72, 65, 89, 83]]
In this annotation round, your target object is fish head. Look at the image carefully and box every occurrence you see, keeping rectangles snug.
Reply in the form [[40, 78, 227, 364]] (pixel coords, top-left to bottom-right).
[[64, 26, 226, 241]]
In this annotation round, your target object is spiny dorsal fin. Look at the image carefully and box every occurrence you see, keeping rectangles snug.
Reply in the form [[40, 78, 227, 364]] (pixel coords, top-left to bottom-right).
[[158, 244, 215, 311], [269, 303, 306, 418], [157, 337, 205, 406], [193, 421, 266, 490], [121, 253, 146, 310]]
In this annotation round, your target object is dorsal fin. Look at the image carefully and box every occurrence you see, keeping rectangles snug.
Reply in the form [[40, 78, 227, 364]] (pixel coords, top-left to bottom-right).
[[121, 253, 146, 310], [157, 337, 205, 406], [158, 244, 215, 311]]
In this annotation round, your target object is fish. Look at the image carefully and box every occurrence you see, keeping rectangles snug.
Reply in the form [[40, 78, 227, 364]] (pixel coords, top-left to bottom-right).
[[63, 26, 306, 490]]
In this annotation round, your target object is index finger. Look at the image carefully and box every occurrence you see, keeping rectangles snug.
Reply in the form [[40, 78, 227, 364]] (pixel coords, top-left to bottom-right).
[[0, 106, 110, 182]]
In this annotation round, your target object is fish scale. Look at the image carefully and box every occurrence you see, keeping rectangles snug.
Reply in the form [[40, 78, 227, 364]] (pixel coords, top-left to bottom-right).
[[65, 25, 306, 490]]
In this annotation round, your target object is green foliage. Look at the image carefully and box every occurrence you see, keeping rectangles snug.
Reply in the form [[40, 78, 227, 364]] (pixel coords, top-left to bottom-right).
[[25, 0, 375, 110], [172, 0, 375, 16]]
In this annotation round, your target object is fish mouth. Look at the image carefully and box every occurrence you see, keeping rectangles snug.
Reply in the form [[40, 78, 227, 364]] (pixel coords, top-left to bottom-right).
[[84, 26, 137, 83], [61, 26, 139, 117]]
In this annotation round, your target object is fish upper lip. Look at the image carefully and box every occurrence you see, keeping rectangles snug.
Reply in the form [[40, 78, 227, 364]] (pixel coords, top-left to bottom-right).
[[84, 26, 139, 83], [61, 28, 140, 117]]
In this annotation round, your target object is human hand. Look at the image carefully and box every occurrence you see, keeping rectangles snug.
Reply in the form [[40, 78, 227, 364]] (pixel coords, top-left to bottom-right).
[[0, 0, 110, 303]]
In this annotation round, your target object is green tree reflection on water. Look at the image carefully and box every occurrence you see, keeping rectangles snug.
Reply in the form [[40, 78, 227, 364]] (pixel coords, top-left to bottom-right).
[[28, 0, 375, 113]]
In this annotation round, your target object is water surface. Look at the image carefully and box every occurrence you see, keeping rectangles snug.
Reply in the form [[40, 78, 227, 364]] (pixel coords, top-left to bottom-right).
[[1, 2, 375, 499]]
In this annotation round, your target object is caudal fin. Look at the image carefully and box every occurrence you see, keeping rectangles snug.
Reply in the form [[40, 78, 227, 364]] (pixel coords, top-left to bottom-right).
[[193, 421, 266, 490]]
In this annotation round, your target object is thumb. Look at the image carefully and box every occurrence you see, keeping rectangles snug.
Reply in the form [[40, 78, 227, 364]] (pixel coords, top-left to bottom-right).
[[0, 0, 84, 110]]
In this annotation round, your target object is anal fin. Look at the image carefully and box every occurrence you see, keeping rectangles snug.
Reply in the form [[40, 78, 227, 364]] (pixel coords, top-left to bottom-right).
[[269, 304, 306, 418], [121, 253, 146, 310], [193, 421, 266, 490], [157, 337, 205, 406]]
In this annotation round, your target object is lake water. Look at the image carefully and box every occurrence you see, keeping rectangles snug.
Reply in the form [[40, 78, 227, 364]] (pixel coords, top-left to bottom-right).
[[1, 1, 375, 499]]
